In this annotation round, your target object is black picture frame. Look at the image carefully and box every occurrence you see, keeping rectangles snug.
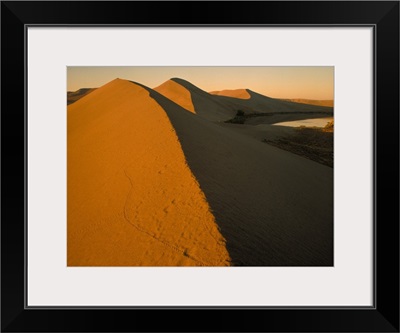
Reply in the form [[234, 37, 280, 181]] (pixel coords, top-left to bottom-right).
[[2, 1, 399, 332]]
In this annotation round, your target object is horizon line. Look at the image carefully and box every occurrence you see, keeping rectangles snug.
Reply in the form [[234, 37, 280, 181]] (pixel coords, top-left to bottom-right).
[[67, 77, 334, 101]]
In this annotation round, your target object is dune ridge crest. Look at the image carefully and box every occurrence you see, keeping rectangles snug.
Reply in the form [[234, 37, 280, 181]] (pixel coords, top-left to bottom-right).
[[136, 81, 333, 266], [68, 78, 230, 266], [152, 78, 333, 122], [154, 79, 196, 113]]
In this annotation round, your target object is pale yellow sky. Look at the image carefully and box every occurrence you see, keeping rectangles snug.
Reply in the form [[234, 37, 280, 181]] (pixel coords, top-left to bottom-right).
[[67, 66, 334, 100]]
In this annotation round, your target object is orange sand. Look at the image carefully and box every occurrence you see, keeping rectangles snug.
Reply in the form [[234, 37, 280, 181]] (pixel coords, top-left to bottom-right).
[[209, 89, 251, 99], [155, 79, 333, 122], [154, 79, 196, 113], [67, 79, 230, 266]]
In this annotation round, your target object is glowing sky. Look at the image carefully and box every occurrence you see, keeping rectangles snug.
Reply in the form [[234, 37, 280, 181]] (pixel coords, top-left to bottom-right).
[[68, 66, 334, 100]]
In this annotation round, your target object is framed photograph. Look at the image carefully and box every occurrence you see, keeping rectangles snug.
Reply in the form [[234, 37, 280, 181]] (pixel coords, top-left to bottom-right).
[[2, 1, 399, 332]]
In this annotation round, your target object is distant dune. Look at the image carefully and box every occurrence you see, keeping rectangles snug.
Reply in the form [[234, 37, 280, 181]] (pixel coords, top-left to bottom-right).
[[67, 88, 96, 105], [209, 89, 251, 99], [216, 89, 333, 114], [282, 99, 334, 107], [154, 79, 196, 113], [68, 77, 333, 266], [155, 78, 236, 121], [153, 78, 333, 122]]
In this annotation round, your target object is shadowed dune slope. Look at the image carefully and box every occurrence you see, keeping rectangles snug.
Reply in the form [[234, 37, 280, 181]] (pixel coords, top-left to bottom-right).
[[282, 99, 334, 107], [155, 78, 333, 123], [68, 78, 230, 266], [138, 83, 333, 266], [213, 89, 333, 114]]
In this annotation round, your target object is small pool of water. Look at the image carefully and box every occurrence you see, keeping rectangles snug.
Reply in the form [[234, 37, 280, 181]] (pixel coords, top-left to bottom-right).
[[273, 117, 333, 128]]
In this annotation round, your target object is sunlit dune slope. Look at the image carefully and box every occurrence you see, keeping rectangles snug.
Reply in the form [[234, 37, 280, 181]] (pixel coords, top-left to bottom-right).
[[209, 89, 251, 99], [155, 78, 236, 121], [153, 79, 196, 113], [137, 86, 333, 266], [155, 78, 333, 122], [68, 78, 230, 266]]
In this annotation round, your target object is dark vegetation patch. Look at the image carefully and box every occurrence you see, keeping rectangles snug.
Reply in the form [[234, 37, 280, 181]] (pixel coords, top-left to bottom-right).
[[264, 121, 334, 168], [224, 110, 249, 124]]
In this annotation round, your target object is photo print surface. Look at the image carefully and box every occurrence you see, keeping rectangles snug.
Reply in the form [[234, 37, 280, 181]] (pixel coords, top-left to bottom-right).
[[67, 66, 334, 267]]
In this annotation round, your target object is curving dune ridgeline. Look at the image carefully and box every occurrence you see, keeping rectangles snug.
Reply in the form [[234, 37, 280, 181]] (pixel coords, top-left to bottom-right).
[[68, 79, 230, 266]]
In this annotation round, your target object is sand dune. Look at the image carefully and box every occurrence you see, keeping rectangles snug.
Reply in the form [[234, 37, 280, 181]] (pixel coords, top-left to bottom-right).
[[153, 79, 195, 113], [67, 88, 96, 105], [68, 78, 230, 266], [140, 83, 333, 266], [213, 89, 333, 114], [155, 79, 333, 122], [282, 98, 334, 107], [155, 78, 236, 121], [68, 77, 333, 266], [209, 89, 251, 99]]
